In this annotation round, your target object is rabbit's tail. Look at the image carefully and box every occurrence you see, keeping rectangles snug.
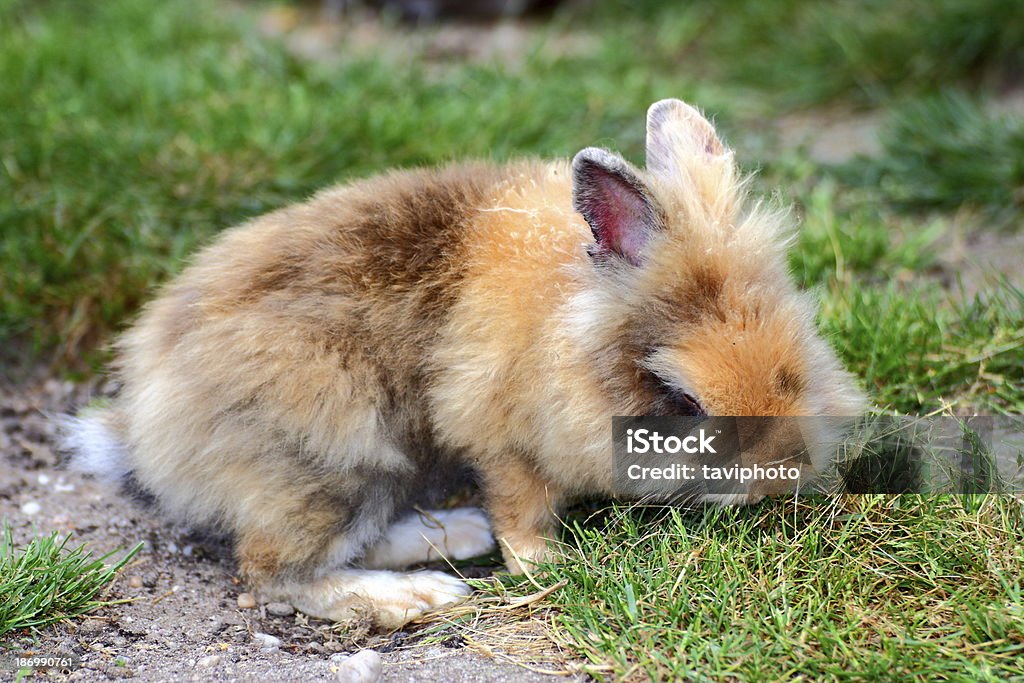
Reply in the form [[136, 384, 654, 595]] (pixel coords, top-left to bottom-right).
[[58, 405, 132, 484]]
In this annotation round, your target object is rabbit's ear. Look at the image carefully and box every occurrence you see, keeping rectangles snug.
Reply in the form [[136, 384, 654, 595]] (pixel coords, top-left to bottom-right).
[[572, 147, 663, 267], [646, 99, 726, 180]]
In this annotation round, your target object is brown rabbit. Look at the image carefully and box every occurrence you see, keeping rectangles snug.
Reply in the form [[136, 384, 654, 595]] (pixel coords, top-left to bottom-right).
[[62, 99, 865, 628]]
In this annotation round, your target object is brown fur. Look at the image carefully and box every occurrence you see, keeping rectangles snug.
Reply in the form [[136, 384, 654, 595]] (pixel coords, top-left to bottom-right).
[[67, 99, 865, 627]]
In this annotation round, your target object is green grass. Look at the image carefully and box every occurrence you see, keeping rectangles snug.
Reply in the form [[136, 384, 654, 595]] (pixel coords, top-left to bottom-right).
[[696, 0, 1024, 107], [787, 174, 1024, 414], [841, 92, 1024, 218], [591, 0, 1024, 107], [773, 171, 1023, 415], [822, 280, 1024, 415], [486, 496, 1024, 680], [788, 177, 944, 287], [0, 525, 141, 637]]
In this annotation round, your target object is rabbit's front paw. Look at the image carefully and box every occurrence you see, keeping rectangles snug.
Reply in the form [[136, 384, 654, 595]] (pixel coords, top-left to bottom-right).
[[362, 570, 471, 627], [268, 569, 472, 628], [362, 507, 495, 569]]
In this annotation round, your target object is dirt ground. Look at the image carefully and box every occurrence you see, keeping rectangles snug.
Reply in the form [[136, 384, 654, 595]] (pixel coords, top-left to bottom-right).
[[0, 376, 581, 682]]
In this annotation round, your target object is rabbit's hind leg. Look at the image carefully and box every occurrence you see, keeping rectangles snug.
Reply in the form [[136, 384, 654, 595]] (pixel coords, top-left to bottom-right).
[[236, 475, 477, 628]]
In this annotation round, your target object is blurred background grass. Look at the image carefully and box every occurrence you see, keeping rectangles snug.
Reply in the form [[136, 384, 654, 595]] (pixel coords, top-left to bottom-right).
[[1, 0, 1022, 413]]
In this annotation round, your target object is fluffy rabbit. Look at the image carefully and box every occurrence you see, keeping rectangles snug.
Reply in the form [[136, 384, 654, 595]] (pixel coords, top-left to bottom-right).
[[62, 99, 865, 627]]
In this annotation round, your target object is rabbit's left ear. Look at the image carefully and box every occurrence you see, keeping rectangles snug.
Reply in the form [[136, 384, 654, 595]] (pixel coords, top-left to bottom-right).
[[572, 147, 663, 267], [646, 99, 726, 180]]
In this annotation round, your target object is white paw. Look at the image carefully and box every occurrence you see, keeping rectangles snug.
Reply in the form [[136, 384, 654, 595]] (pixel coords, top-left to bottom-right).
[[362, 507, 495, 569], [268, 569, 472, 629], [428, 507, 496, 560], [375, 570, 471, 627]]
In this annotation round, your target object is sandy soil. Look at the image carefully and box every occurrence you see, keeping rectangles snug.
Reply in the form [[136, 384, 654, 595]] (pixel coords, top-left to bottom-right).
[[0, 376, 580, 682]]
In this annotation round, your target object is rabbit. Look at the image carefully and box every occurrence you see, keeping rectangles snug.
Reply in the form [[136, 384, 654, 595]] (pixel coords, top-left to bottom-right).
[[61, 99, 865, 628]]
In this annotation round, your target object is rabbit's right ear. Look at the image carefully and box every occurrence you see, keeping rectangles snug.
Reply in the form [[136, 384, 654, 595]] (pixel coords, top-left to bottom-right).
[[572, 147, 663, 267], [646, 99, 726, 180]]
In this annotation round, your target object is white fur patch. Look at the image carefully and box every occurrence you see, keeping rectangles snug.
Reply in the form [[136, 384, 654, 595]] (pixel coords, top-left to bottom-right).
[[268, 569, 471, 628], [57, 413, 128, 483], [563, 287, 617, 348], [361, 507, 495, 569], [319, 513, 394, 572]]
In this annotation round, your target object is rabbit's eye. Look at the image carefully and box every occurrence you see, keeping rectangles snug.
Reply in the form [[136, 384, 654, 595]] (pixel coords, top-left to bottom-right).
[[647, 378, 707, 417], [664, 387, 707, 417]]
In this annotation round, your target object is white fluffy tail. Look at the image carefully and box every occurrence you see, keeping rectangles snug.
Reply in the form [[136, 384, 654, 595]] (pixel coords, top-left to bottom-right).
[[58, 409, 131, 483]]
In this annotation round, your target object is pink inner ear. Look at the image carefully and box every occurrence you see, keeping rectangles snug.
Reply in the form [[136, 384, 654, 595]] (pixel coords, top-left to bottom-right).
[[591, 172, 652, 266]]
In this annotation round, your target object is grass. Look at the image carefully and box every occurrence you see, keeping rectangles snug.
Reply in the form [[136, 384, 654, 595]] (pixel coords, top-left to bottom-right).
[[0, 525, 141, 637], [482, 496, 1024, 680], [590, 0, 1024, 107], [3, 0, 1023, 678], [841, 91, 1024, 217], [787, 177, 944, 287], [694, 0, 1024, 107], [822, 280, 1024, 415], [780, 172, 1023, 415]]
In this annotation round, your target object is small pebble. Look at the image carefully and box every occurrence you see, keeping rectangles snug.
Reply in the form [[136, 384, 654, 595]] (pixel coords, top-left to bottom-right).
[[20, 501, 41, 516], [253, 633, 281, 649], [335, 649, 382, 683], [128, 575, 144, 589], [196, 654, 222, 668], [265, 602, 295, 617], [236, 593, 257, 609], [37, 473, 51, 485]]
